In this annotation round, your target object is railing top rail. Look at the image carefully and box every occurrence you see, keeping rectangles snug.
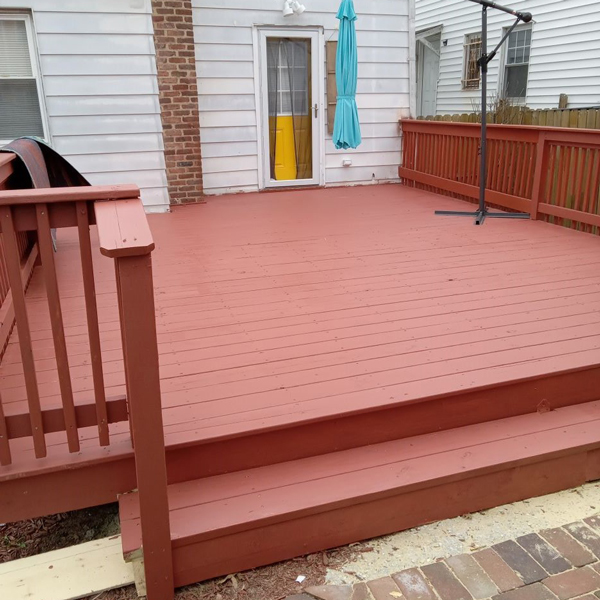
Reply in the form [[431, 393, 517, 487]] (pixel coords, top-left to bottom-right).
[[400, 119, 600, 138], [95, 198, 155, 258], [0, 184, 140, 205]]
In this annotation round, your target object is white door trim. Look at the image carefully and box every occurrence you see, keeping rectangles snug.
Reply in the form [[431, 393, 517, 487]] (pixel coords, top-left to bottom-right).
[[255, 26, 324, 190], [417, 33, 441, 118]]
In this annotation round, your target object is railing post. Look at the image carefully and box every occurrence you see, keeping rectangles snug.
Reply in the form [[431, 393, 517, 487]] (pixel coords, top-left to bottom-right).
[[529, 132, 547, 220], [96, 198, 173, 600], [115, 254, 174, 600]]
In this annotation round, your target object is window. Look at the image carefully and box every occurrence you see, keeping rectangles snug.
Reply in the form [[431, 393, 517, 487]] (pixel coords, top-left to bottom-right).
[[503, 25, 531, 99], [0, 14, 45, 143], [462, 33, 482, 90]]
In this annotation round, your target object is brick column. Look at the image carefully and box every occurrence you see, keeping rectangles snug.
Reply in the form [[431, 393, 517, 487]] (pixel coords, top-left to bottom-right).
[[152, 0, 203, 205]]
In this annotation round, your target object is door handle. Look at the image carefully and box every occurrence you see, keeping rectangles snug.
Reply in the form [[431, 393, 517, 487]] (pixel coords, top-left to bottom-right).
[[313, 104, 318, 118]]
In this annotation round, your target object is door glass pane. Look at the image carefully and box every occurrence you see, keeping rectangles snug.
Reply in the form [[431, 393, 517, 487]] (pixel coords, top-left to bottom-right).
[[266, 37, 313, 182]]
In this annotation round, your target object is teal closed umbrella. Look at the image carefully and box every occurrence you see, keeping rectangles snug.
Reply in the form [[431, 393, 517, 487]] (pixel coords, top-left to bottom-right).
[[333, 0, 361, 150]]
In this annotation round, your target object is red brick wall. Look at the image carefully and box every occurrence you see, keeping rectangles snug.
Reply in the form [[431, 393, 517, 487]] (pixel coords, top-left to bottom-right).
[[152, 0, 203, 204]]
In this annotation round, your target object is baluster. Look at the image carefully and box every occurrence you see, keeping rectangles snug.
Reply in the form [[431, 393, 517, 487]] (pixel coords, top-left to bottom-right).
[[515, 142, 529, 199], [485, 137, 495, 189], [36, 203, 79, 453], [586, 150, 600, 234], [588, 151, 600, 215], [456, 136, 464, 183], [571, 148, 585, 229], [451, 135, 459, 183], [440, 134, 447, 179], [0, 390, 11, 465], [0, 236, 10, 302], [530, 133, 547, 220], [76, 201, 109, 446], [0, 206, 46, 458], [504, 141, 516, 195], [554, 146, 567, 225]]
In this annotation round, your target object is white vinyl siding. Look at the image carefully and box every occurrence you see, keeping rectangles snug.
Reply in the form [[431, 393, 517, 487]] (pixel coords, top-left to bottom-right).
[[0, 0, 169, 212], [193, 0, 412, 195], [415, 0, 600, 114]]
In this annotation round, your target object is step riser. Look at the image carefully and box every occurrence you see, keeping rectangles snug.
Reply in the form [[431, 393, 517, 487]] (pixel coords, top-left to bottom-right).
[[165, 366, 600, 483], [0, 458, 136, 524], [171, 448, 600, 588]]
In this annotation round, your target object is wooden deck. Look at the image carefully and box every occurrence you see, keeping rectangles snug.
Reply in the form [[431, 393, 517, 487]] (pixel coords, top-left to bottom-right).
[[0, 185, 600, 585], [3, 184, 600, 487], [1, 183, 600, 585]]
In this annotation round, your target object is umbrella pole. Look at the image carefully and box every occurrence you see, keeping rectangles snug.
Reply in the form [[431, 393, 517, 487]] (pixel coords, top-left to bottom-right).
[[434, 0, 531, 225]]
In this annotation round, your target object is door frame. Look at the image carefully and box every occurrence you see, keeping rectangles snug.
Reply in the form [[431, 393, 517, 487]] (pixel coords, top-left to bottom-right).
[[416, 26, 442, 117], [254, 26, 325, 190]]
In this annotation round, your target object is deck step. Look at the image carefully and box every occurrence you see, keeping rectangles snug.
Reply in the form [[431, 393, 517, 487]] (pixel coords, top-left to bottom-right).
[[4, 365, 599, 525], [120, 400, 600, 588]]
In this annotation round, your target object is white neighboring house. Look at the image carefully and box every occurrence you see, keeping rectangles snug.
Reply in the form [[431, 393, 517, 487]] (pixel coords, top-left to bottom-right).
[[415, 0, 600, 117], [193, 0, 414, 195]]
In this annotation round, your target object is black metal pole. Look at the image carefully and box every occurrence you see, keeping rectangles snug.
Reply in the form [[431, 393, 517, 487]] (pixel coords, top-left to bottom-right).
[[468, 0, 532, 23], [478, 5, 488, 218], [434, 0, 532, 225]]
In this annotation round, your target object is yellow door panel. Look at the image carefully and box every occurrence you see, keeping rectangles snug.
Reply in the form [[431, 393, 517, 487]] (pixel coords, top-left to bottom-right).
[[274, 115, 297, 181]]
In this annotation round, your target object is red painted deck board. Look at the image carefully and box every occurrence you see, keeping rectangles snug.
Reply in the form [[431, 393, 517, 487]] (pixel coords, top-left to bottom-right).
[[2, 184, 600, 478]]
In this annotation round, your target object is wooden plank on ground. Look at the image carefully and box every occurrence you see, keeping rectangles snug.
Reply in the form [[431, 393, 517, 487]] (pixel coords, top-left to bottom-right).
[[0, 535, 134, 600]]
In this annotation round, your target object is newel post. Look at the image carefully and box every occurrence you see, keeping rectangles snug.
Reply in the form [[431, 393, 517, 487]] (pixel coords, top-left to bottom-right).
[[530, 131, 547, 220], [96, 198, 174, 600]]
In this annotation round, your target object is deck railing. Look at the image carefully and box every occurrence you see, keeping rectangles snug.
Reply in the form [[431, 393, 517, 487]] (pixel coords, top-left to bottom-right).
[[399, 120, 600, 233], [0, 155, 37, 357], [0, 153, 174, 599]]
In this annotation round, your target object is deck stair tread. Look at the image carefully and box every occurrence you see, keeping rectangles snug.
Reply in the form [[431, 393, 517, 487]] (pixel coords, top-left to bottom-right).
[[7, 358, 599, 485], [119, 400, 600, 562]]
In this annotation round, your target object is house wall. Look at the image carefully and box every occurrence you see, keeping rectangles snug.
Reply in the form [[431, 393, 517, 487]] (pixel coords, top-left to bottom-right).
[[192, 0, 413, 195], [415, 0, 600, 115], [0, 0, 170, 212]]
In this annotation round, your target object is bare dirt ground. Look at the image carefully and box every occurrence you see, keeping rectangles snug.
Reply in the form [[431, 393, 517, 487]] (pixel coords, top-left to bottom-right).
[[0, 504, 119, 563], [80, 545, 369, 600], [1, 502, 368, 600]]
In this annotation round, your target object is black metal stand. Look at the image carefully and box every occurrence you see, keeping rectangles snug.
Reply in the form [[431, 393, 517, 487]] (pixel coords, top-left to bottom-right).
[[435, 0, 533, 225]]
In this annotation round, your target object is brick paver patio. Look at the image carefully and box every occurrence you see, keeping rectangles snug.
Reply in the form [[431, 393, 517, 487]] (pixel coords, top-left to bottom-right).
[[291, 516, 600, 600]]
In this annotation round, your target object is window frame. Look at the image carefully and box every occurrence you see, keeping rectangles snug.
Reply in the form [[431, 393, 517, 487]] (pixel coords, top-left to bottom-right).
[[462, 32, 482, 90], [0, 11, 49, 145], [500, 23, 532, 102]]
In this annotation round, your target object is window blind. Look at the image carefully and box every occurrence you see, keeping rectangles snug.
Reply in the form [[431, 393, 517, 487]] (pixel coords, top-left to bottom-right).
[[0, 17, 44, 140], [0, 19, 32, 77]]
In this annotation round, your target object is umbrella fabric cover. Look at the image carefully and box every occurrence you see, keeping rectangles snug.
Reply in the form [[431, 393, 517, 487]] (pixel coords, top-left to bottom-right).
[[333, 0, 361, 150]]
